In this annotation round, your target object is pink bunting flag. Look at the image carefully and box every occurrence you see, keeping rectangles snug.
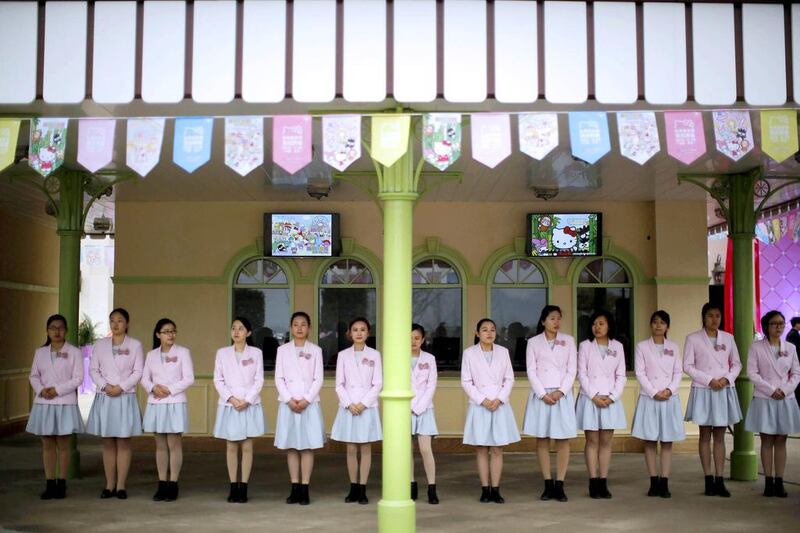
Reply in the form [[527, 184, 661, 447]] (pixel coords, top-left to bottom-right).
[[664, 111, 706, 165], [78, 119, 116, 173], [470, 113, 511, 169], [712, 110, 753, 162], [273, 115, 312, 174]]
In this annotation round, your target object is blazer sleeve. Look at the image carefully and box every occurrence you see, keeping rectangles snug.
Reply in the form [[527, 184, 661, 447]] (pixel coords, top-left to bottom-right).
[[498, 352, 514, 404], [335, 353, 353, 408], [635, 344, 657, 398], [577, 343, 593, 397], [28, 352, 44, 396], [213, 351, 233, 402], [169, 349, 195, 396], [140, 354, 155, 394], [747, 345, 773, 397], [120, 342, 144, 391], [273, 349, 291, 402], [559, 338, 578, 394], [90, 344, 108, 390], [244, 349, 264, 405], [668, 346, 684, 394], [361, 352, 383, 406], [725, 338, 743, 384], [304, 347, 324, 403], [783, 347, 800, 394], [526, 341, 547, 398], [413, 357, 438, 415], [683, 336, 712, 386], [609, 348, 627, 401], [58, 349, 85, 397], [461, 353, 486, 405]]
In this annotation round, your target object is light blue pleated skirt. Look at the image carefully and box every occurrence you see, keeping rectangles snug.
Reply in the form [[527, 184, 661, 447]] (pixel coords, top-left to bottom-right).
[[213, 404, 266, 441], [522, 388, 578, 439], [744, 397, 800, 435], [143, 402, 189, 434], [684, 386, 742, 427], [575, 393, 627, 431], [631, 394, 686, 442], [274, 402, 326, 450], [86, 393, 143, 438], [331, 407, 383, 443], [411, 408, 439, 436], [463, 403, 520, 446], [26, 403, 84, 436]]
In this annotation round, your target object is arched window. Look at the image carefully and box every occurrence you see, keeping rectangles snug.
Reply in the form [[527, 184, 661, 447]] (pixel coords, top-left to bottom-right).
[[319, 259, 377, 369], [232, 258, 291, 370], [576, 258, 634, 367], [413, 258, 462, 370], [491, 258, 548, 370]]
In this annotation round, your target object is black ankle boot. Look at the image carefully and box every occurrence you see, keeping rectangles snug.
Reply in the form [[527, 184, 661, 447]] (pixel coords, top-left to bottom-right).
[[345, 482, 359, 503], [165, 481, 178, 502], [357, 484, 368, 504], [704, 475, 716, 496], [599, 478, 612, 499], [427, 484, 439, 504], [480, 485, 491, 502], [238, 482, 248, 503], [299, 484, 310, 505], [554, 480, 568, 502], [286, 483, 301, 504], [55, 479, 66, 499], [764, 476, 775, 497], [540, 479, 554, 501], [410, 481, 418, 501], [227, 482, 238, 503], [647, 476, 659, 497], [153, 480, 168, 501], [774, 477, 787, 498], [714, 476, 730, 498], [490, 486, 505, 503], [659, 477, 671, 499], [589, 478, 600, 499], [41, 479, 56, 500]]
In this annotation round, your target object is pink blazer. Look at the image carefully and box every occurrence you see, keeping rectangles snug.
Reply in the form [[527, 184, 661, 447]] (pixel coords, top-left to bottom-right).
[[683, 329, 742, 388], [411, 350, 437, 415], [525, 332, 577, 398], [213, 345, 264, 406], [274, 341, 324, 403], [140, 344, 195, 404], [577, 339, 627, 400], [29, 343, 83, 405], [634, 338, 683, 398], [461, 344, 514, 405], [335, 346, 382, 408], [747, 339, 800, 400], [90, 336, 144, 394]]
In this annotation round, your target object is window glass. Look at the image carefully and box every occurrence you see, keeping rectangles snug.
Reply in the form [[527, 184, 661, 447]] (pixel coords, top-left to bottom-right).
[[413, 258, 462, 370]]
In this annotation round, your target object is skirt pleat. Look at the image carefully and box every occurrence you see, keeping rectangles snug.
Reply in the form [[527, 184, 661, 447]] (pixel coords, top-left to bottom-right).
[[330, 407, 382, 443], [684, 386, 742, 427], [86, 393, 142, 438], [462, 402, 520, 446], [26, 403, 84, 436], [631, 394, 686, 442], [575, 394, 627, 431], [274, 402, 326, 450], [213, 404, 267, 441], [143, 402, 189, 434], [411, 408, 439, 436], [522, 388, 578, 439], [745, 397, 800, 435]]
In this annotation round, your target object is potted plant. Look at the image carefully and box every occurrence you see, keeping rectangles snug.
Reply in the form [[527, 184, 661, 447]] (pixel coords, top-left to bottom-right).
[[78, 314, 101, 394]]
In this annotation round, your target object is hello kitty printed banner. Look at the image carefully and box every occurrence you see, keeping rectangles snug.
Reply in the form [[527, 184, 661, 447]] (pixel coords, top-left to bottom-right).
[[617, 111, 660, 165], [470, 113, 511, 169], [568, 112, 610, 165], [664, 111, 706, 165], [126, 118, 165, 177], [224, 117, 264, 176], [273, 115, 313, 174], [422, 113, 461, 171], [322, 115, 361, 171], [712, 110, 753, 162], [77, 119, 116, 173], [0, 119, 20, 172], [29, 118, 68, 177], [173, 117, 213, 173], [760, 110, 798, 164], [518, 113, 558, 160]]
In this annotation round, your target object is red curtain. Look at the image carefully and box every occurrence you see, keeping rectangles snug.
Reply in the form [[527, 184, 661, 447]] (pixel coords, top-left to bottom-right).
[[723, 237, 761, 335]]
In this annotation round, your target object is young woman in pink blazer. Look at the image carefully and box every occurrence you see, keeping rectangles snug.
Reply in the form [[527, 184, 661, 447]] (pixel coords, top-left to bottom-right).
[[331, 317, 383, 505], [213, 317, 266, 504], [522, 305, 577, 502], [274, 311, 325, 506], [683, 303, 742, 497], [411, 323, 439, 504], [86, 308, 144, 500], [461, 318, 520, 504], [26, 314, 84, 500], [141, 318, 195, 502], [745, 311, 800, 497], [631, 310, 685, 498], [576, 310, 627, 499]]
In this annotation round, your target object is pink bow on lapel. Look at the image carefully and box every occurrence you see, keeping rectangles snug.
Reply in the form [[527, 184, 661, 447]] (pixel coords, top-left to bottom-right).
[[362, 358, 375, 368], [663, 348, 674, 357], [606, 349, 617, 357], [418, 362, 429, 370], [117, 348, 130, 356], [55, 352, 69, 359], [779, 350, 788, 358], [164, 356, 178, 363], [241, 358, 254, 367], [298, 351, 312, 360], [714, 344, 726, 352], [554, 339, 566, 347]]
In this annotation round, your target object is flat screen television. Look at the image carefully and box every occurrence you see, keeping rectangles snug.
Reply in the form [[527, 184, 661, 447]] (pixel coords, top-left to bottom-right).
[[526, 213, 602, 257], [264, 213, 341, 257]]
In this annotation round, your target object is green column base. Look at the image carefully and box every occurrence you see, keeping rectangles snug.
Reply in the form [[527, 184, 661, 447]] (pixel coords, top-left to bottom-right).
[[378, 499, 416, 533], [68, 434, 80, 479], [730, 450, 758, 481]]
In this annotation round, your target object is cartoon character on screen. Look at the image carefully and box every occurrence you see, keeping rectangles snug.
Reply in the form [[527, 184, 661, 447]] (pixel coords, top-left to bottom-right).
[[552, 226, 578, 255], [538, 216, 552, 234], [576, 226, 591, 251]]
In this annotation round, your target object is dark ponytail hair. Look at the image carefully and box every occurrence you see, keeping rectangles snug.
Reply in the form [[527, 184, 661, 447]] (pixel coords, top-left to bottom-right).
[[348, 316, 371, 331], [291, 311, 311, 326], [412, 323, 426, 338], [43, 314, 68, 346], [650, 310, 671, 338], [152, 318, 177, 350], [760, 310, 785, 339], [110, 307, 130, 333], [700, 302, 722, 327], [231, 316, 254, 346], [535, 305, 562, 335], [588, 309, 616, 341]]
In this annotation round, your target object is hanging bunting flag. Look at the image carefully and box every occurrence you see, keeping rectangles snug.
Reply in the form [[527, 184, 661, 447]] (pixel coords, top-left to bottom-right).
[[0, 119, 20, 172], [470, 113, 511, 169], [29, 118, 68, 177], [273, 115, 312, 174], [755, 221, 771, 244], [322, 115, 361, 171], [760, 110, 798, 163], [371, 115, 410, 167], [770, 218, 782, 243], [173, 117, 213, 173], [518, 113, 558, 160], [568, 112, 610, 165], [712, 110, 753, 161], [224, 116, 264, 177], [77, 119, 116, 173], [664, 111, 706, 165], [422, 113, 462, 171], [126, 118, 165, 177], [617, 111, 660, 165]]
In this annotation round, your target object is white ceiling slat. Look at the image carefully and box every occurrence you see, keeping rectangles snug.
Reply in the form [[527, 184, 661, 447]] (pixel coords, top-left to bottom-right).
[[292, 0, 336, 103], [43, 1, 87, 104], [142, 0, 185, 104], [692, 3, 736, 106], [93, 1, 136, 104], [544, 1, 588, 104], [0, 2, 38, 104], [494, 1, 537, 104], [242, 0, 286, 104], [643, 2, 687, 105], [394, 0, 437, 103], [444, 0, 487, 103], [343, 0, 386, 102], [192, 1, 236, 103], [594, 2, 637, 104], [743, 3, 786, 106]]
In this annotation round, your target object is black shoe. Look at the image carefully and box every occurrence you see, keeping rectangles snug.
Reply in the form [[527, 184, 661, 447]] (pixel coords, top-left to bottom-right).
[[490, 486, 504, 504], [116, 489, 128, 500], [714, 477, 730, 498], [763, 476, 774, 497], [55, 479, 66, 499], [427, 484, 439, 505], [227, 482, 238, 503], [357, 484, 368, 505], [703, 475, 716, 496], [647, 476, 660, 497], [165, 481, 178, 502], [774, 477, 787, 498], [540, 479, 554, 501], [659, 477, 671, 499], [153, 481, 168, 501], [299, 484, 310, 505], [238, 482, 248, 503], [480, 485, 491, 502], [589, 478, 600, 499], [411, 481, 418, 501], [344, 482, 359, 503], [100, 488, 116, 499], [286, 483, 301, 504], [553, 480, 568, 502], [41, 479, 56, 500], [599, 478, 612, 499]]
